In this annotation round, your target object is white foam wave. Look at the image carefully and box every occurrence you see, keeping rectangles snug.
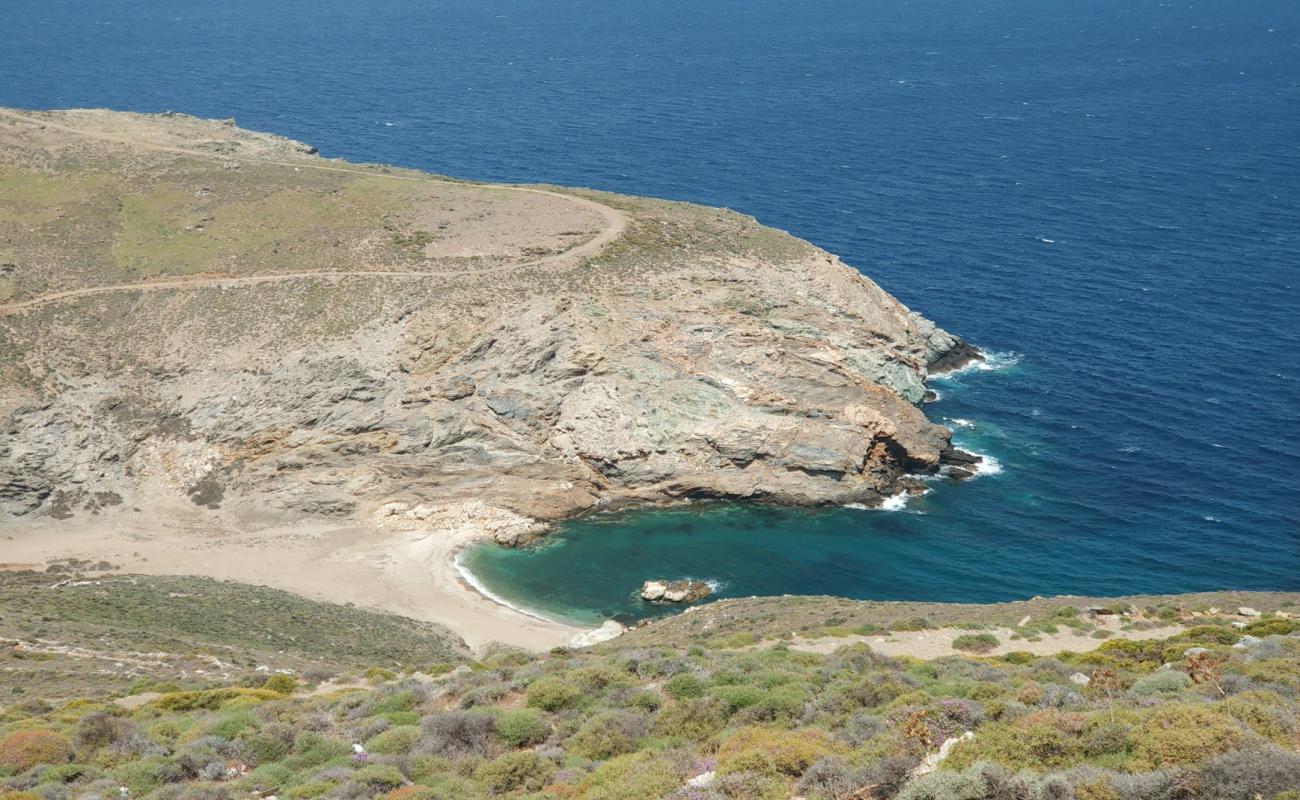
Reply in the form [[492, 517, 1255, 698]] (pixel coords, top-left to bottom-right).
[[942, 448, 1003, 480], [934, 350, 1022, 378], [453, 549, 567, 625], [948, 418, 975, 428], [846, 490, 920, 512], [971, 452, 1003, 477], [879, 491, 910, 511]]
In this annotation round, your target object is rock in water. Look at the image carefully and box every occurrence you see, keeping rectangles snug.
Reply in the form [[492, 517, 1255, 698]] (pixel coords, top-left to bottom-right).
[[641, 579, 712, 603], [0, 108, 979, 532]]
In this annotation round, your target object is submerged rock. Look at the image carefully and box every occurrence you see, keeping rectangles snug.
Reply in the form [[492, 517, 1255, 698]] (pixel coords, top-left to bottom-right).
[[641, 579, 712, 604]]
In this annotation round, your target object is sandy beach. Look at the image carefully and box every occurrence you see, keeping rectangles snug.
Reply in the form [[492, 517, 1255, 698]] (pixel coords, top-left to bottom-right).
[[0, 506, 585, 655]]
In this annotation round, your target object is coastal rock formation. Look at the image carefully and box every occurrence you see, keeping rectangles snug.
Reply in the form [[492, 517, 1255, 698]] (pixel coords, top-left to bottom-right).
[[641, 579, 712, 604], [0, 108, 976, 533]]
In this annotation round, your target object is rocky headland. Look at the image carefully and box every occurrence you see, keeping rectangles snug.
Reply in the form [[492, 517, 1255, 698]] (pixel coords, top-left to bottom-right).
[[0, 107, 980, 540]]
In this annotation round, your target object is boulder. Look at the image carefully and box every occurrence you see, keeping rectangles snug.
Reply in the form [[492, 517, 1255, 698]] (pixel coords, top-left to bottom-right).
[[640, 579, 712, 604]]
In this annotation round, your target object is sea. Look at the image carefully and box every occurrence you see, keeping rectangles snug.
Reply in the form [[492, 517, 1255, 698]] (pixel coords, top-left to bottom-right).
[[5, 0, 1297, 625]]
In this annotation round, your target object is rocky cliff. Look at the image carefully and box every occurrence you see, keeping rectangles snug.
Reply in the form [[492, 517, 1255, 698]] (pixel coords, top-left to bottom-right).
[[0, 108, 978, 536]]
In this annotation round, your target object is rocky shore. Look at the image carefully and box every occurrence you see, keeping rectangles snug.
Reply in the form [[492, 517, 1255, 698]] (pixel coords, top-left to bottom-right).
[[0, 108, 978, 541]]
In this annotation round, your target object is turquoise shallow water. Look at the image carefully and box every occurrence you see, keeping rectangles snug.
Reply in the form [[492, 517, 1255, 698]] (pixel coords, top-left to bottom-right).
[[4, 0, 1297, 622]]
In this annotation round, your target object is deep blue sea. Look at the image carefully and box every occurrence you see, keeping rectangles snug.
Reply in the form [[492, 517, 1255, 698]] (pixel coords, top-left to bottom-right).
[[5, 0, 1297, 625]]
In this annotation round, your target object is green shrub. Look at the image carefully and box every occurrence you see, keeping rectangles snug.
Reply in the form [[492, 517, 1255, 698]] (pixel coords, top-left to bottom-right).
[[946, 712, 1086, 771], [285, 783, 334, 800], [712, 684, 768, 715], [652, 699, 726, 742], [526, 678, 581, 711], [365, 667, 397, 684], [354, 764, 407, 790], [369, 688, 422, 715], [110, 758, 165, 795], [716, 725, 839, 776], [952, 634, 999, 654], [1130, 704, 1249, 769], [473, 751, 552, 794], [890, 618, 931, 632], [262, 674, 297, 695], [1129, 670, 1192, 697], [284, 732, 348, 770], [566, 712, 645, 760], [1173, 626, 1242, 646], [242, 762, 292, 791], [365, 725, 420, 755], [34, 762, 98, 785], [624, 690, 662, 712], [573, 752, 682, 800], [149, 688, 279, 711], [205, 709, 259, 740], [710, 632, 757, 649], [238, 732, 291, 765], [495, 708, 549, 748], [664, 673, 705, 700], [1242, 618, 1300, 637], [1221, 690, 1297, 746]]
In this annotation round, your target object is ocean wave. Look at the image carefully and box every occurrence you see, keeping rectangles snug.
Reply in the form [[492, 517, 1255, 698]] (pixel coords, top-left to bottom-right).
[[880, 491, 910, 511], [939, 448, 1003, 480], [971, 452, 1003, 477], [453, 549, 570, 625], [933, 350, 1022, 379], [842, 489, 915, 512], [948, 417, 975, 428]]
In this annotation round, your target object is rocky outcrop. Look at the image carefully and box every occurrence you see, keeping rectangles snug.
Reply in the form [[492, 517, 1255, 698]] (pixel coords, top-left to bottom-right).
[[641, 580, 712, 604], [0, 109, 978, 533]]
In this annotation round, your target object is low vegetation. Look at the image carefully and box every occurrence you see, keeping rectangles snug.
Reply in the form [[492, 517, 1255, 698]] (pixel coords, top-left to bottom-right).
[[0, 571, 468, 699], [2, 599, 1298, 800]]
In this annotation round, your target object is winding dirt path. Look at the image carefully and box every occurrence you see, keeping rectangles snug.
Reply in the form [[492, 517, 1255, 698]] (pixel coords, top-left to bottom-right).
[[0, 108, 627, 315]]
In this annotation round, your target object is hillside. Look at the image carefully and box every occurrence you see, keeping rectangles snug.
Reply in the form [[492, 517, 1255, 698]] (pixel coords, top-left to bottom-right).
[[1, 575, 1298, 800], [0, 107, 976, 533]]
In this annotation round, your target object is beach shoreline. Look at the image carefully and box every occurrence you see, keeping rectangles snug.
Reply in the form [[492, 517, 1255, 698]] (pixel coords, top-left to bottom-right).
[[0, 506, 585, 655]]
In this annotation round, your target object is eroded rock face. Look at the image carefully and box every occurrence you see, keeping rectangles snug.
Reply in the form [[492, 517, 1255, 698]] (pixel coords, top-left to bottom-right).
[[0, 109, 976, 531]]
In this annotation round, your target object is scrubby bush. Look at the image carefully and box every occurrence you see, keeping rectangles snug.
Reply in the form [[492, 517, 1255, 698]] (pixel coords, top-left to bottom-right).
[[0, 731, 72, 773], [353, 764, 406, 790], [897, 763, 1040, 800], [420, 711, 496, 757], [1220, 689, 1297, 745], [891, 617, 931, 632], [473, 750, 553, 794], [1190, 746, 1300, 800], [525, 677, 581, 711], [566, 711, 648, 760], [717, 725, 838, 776], [664, 673, 705, 700], [1130, 704, 1250, 769], [262, 674, 297, 695], [952, 633, 999, 654], [1129, 669, 1191, 697], [573, 751, 683, 800], [795, 756, 867, 799], [237, 730, 292, 765], [364, 725, 420, 755], [494, 708, 549, 748], [653, 698, 727, 742]]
